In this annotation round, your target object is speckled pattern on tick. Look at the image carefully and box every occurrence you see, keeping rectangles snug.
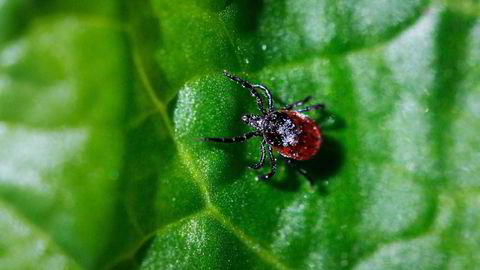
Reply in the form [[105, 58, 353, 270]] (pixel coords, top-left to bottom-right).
[[202, 71, 325, 183]]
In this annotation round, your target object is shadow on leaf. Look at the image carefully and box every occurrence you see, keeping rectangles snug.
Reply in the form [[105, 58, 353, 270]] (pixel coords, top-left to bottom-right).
[[267, 135, 345, 194]]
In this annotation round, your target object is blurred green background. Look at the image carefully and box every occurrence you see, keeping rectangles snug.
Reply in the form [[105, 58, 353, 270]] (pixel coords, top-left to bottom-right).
[[1, 0, 480, 269]]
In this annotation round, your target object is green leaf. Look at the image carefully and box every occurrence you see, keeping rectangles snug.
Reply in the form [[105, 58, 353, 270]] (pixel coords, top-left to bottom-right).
[[1, 1, 479, 269]]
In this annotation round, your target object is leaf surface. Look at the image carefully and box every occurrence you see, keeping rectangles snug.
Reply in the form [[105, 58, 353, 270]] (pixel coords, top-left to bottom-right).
[[1, 1, 479, 269]]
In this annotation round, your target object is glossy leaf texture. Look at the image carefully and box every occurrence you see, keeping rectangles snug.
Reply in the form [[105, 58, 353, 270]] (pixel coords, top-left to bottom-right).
[[1, 0, 480, 269]]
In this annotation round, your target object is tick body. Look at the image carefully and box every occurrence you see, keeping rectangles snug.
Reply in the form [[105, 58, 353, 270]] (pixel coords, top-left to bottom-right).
[[265, 110, 322, 160], [202, 71, 325, 182]]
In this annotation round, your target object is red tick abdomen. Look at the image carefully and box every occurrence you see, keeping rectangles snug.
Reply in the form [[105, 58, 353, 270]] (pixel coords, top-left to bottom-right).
[[274, 111, 322, 160]]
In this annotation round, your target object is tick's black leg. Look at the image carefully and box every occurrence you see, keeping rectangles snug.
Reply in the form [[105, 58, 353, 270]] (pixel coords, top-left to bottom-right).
[[257, 145, 276, 180], [202, 131, 258, 143], [284, 96, 312, 110], [296, 103, 325, 113], [285, 158, 314, 185], [224, 70, 266, 114], [252, 84, 274, 112], [249, 140, 266, 170]]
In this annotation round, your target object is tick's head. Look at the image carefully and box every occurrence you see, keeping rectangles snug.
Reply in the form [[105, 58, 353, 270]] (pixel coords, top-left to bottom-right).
[[241, 114, 264, 132]]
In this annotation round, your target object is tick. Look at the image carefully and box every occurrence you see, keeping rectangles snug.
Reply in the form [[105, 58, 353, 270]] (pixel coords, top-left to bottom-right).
[[202, 71, 325, 183]]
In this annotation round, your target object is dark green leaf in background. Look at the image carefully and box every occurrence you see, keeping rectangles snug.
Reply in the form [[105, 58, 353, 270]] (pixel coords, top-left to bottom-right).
[[0, 0, 479, 269]]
